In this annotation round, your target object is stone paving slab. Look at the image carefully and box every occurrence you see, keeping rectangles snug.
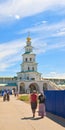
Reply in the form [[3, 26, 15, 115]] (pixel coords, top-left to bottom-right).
[[0, 95, 65, 130]]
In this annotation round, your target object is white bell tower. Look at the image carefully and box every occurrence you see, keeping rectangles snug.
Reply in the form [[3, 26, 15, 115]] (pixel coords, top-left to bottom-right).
[[17, 34, 41, 81]]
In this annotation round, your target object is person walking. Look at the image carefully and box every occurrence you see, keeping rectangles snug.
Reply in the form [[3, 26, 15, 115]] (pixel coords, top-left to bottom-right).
[[3, 90, 7, 101], [7, 90, 10, 101], [38, 92, 46, 118], [30, 90, 37, 118]]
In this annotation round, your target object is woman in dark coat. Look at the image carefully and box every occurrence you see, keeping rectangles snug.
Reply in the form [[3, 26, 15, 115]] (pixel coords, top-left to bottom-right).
[[38, 92, 46, 118]]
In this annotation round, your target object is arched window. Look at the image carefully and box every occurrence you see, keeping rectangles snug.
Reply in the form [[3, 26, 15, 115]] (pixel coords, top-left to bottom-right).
[[25, 58, 27, 62], [27, 77, 29, 80], [32, 67, 34, 71], [20, 77, 22, 80], [43, 83, 48, 90], [28, 67, 30, 70], [30, 58, 32, 61]]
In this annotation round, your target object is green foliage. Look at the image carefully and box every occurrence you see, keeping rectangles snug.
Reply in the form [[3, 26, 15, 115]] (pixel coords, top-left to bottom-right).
[[19, 95, 29, 102]]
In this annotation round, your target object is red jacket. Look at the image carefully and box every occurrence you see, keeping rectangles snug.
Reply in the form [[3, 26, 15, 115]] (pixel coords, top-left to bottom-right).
[[30, 93, 37, 102]]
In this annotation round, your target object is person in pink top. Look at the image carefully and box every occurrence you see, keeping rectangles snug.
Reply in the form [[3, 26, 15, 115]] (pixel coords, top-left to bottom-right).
[[30, 90, 37, 118]]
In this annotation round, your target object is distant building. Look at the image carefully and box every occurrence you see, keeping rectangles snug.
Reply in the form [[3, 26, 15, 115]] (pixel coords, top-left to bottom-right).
[[0, 77, 17, 92]]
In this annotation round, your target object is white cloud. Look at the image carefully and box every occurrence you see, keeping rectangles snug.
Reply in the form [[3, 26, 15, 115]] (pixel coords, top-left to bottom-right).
[[31, 38, 47, 54], [33, 41, 65, 54], [18, 20, 65, 38], [0, 19, 65, 73], [0, 41, 23, 59], [47, 43, 65, 50], [25, 36, 65, 54], [0, 34, 65, 75], [0, 36, 60, 72], [52, 31, 65, 37], [18, 20, 65, 53], [0, 0, 65, 21], [15, 15, 20, 19], [42, 72, 65, 79], [0, 39, 25, 71]]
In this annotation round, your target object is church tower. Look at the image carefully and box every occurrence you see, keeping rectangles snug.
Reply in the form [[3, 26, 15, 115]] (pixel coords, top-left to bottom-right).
[[17, 34, 41, 81]]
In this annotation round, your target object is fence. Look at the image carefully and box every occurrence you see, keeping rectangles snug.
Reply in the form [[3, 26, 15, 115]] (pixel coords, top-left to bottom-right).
[[44, 90, 65, 118]]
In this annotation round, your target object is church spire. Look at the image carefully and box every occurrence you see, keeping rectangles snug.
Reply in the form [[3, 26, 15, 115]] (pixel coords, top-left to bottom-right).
[[25, 32, 33, 53], [26, 32, 31, 45]]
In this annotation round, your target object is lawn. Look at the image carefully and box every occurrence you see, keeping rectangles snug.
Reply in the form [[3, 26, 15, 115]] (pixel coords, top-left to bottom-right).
[[18, 94, 30, 103]]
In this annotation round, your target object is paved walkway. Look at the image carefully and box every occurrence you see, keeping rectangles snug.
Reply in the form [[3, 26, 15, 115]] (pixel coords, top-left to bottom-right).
[[0, 95, 65, 130]]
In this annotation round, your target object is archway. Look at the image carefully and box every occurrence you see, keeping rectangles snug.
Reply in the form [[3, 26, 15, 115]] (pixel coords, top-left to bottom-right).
[[43, 83, 48, 91], [29, 83, 39, 93], [20, 82, 25, 94]]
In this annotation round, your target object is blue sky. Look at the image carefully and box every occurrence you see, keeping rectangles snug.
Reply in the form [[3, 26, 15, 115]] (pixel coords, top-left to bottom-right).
[[0, 0, 65, 78]]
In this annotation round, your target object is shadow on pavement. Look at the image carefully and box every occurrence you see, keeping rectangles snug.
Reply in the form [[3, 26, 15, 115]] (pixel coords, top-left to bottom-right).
[[21, 116, 42, 120], [46, 112, 65, 127]]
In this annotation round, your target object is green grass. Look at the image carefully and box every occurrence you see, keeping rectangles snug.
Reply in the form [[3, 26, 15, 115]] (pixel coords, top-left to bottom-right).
[[19, 94, 29, 103], [18, 94, 39, 104]]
